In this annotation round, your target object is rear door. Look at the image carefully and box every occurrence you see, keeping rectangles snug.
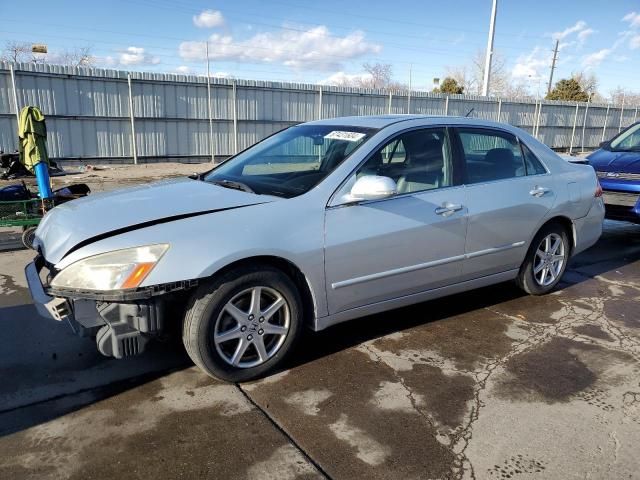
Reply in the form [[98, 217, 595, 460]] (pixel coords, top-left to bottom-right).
[[453, 127, 556, 280]]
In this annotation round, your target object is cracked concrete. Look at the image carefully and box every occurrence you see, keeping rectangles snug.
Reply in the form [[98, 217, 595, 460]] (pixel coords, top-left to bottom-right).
[[1, 220, 640, 479]]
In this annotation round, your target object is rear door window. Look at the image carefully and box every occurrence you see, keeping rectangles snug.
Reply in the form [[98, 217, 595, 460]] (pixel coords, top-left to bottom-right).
[[456, 128, 526, 184]]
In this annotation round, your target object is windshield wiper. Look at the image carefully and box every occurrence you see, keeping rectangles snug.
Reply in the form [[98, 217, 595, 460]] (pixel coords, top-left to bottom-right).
[[211, 179, 255, 193]]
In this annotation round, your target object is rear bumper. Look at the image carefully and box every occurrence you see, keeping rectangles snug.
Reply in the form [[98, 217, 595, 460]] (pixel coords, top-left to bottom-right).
[[573, 198, 605, 255]]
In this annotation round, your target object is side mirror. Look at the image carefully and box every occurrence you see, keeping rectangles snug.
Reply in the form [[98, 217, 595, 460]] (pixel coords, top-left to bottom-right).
[[349, 175, 397, 201]]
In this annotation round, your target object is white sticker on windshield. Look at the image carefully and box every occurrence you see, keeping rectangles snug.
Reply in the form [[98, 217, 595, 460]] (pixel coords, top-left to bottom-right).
[[324, 131, 366, 142]]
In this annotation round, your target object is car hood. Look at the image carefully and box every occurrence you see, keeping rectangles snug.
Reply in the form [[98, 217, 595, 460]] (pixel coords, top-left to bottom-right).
[[587, 148, 640, 172], [35, 177, 275, 264]]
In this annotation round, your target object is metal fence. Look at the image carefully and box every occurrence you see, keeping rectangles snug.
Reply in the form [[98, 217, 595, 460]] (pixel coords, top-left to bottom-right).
[[1, 61, 638, 164]]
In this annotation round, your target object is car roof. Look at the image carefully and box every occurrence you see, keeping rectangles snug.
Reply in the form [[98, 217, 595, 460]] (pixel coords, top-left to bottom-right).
[[303, 114, 515, 131]]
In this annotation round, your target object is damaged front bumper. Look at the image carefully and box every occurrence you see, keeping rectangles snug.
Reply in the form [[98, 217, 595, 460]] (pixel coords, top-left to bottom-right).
[[25, 258, 192, 359]]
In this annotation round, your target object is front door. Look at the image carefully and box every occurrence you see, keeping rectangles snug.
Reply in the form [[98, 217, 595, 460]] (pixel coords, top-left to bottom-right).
[[324, 127, 468, 314]]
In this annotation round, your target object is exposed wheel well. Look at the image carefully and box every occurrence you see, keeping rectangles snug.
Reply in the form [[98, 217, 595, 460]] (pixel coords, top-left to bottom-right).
[[537, 216, 575, 253], [210, 256, 316, 325]]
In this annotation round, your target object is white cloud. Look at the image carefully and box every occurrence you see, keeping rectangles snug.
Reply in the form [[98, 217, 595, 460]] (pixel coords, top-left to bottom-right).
[[622, 11, 640, 28], [211, 71, 233, 78], [193, 9, 224, 28], [629, 35, 640, 49], [552, 20, 587, 41], [318, 71, 373, 86], [511, 47, 550, 80], [582, 48, 613, 68], [577, 28, 595, 43], [179, 26, 381, 70], [118, 47, 160, 66], [175, 65, 190, 74]]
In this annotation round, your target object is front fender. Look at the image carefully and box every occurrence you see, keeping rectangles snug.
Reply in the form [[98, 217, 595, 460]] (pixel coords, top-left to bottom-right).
[[51, 199, 329, 318]]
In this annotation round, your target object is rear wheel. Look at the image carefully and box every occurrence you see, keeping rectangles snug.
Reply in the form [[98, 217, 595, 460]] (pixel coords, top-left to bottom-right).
[[182, 266, 303, 382], [517, 223, 570, 295]]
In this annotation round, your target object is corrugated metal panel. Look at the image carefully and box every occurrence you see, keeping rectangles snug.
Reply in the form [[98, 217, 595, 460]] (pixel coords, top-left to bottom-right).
[[0, 117, 17, 151], [0, 61, 637, 162], [0, 70, 16, 114]]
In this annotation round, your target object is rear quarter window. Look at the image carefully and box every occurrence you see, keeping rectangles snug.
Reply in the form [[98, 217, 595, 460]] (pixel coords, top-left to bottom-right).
[[521, 143, 548, 175]]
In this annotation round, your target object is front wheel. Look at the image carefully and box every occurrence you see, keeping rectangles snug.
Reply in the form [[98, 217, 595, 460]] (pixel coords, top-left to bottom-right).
[[517, 223, 570, 295], [182, 266, 303, 382], [22, 226, 37, 250]]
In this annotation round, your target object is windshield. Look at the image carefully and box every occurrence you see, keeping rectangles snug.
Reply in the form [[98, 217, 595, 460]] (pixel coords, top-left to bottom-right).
[[609, 123, 640, 152], [204, 125, 376, 198]]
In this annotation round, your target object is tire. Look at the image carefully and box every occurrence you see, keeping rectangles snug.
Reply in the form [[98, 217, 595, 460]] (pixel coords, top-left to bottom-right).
[[21, 226, 37, 250], [182, 265, 303, 382], [517, 222, 570, 295]]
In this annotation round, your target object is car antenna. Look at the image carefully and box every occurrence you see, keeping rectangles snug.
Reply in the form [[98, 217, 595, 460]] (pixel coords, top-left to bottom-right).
[[465, 108, 475, 117]]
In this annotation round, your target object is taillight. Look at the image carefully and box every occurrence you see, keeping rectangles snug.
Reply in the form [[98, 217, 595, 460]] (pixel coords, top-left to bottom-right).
[[595, 182, 603, 197]]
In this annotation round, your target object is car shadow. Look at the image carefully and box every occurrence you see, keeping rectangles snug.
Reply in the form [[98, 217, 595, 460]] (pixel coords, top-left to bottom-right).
[[287, 220, 640, 372], [2, 221, 638, 437]]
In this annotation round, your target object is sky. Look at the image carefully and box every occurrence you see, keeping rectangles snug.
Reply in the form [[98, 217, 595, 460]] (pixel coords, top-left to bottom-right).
[[1, 0, 639, 98]]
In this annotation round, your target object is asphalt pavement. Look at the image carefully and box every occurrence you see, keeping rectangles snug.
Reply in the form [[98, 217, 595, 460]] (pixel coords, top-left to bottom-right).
[[0, 221, 639, 479]]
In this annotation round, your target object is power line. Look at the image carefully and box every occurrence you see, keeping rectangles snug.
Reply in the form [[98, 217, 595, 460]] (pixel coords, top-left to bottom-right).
[[136, 0, 547, 41], [124, 0, 547, 56]]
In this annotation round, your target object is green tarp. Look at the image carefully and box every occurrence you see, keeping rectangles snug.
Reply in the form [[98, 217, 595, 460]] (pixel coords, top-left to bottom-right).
[[18, 106, 49, 173]]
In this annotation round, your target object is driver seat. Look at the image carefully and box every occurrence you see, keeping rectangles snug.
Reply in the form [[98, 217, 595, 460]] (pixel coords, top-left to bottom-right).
[[396, 137, 445, 193]]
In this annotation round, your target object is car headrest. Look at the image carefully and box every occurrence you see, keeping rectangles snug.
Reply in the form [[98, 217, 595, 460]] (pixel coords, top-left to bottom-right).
[[485, 148, 515, 165], [405, 137, 444, 171]]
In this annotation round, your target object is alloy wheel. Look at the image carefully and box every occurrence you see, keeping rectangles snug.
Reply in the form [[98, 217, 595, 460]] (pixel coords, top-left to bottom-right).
[[533, 233, 566, 287], [213, 286, 290, 368]]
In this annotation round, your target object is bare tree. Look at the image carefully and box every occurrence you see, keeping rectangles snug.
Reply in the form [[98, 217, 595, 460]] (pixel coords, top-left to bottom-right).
[[609, 87, 640, 107], [447, 50, 508, 96], [1, 41, 33, 63], [361, 62, 392, 89], [56, 45, 95, 67], [444, 65, 475, 94], [446, 50, 531, 98], [1, 41, 95, 67], [327, 63, 407, 90], [359, 62, 406, 90], [572, 71, 599, 96], [502, 81, 534, 100]]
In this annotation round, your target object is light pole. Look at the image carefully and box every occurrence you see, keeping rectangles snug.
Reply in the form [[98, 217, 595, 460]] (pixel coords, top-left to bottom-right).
[[481, 0, 498, 96]]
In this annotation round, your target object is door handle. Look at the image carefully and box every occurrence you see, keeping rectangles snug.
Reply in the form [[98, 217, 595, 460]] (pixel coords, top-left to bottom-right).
[[529, 186, 550, 197], [435, 202, 464, 216]]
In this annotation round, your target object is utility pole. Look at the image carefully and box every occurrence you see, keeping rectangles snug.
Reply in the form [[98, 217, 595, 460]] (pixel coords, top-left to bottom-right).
[[547, 39, 559, 96], [206, 41, 215, 163], [618, 92, 626, 132], [407, 64, 412, 113], [481, 0, 498, 97]]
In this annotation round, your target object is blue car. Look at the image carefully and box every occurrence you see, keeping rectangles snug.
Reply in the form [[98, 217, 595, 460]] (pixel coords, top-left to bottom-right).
[[588, 122, 640, 223]]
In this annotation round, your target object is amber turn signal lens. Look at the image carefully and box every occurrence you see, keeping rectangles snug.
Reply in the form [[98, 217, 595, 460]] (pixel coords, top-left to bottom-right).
[[121, 262, 156, 289]]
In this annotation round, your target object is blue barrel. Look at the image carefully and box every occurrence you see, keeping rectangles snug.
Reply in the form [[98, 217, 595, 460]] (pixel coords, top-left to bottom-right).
[[34, 162, 53, 199]]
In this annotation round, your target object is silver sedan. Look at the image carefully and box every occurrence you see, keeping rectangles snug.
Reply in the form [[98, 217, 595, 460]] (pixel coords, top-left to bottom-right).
[[26, 115, 604, 381]]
